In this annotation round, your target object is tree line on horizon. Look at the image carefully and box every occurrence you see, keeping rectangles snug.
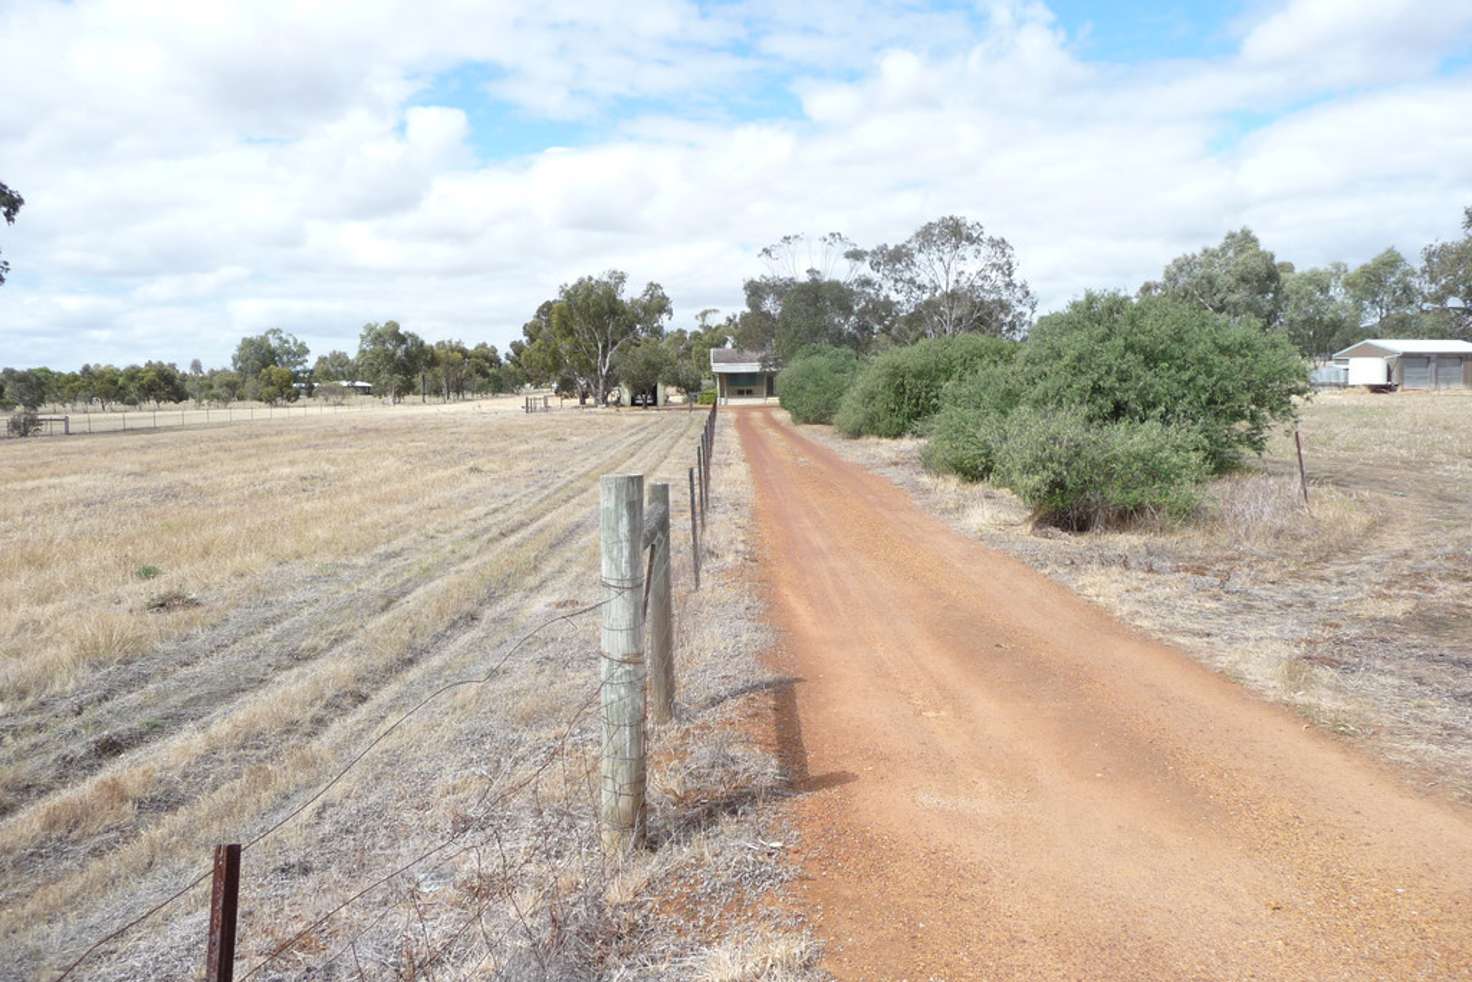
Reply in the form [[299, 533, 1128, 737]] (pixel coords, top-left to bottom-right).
[[507, 209, 1472, 409], [0, 324, 529, 413], [3, 205, 1470, 413]]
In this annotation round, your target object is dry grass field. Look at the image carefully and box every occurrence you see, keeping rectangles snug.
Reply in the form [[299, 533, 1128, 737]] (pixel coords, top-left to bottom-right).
[[2, 390, 532, 439], [0, 406, 818, 980], [808, 390, 1472, 801]]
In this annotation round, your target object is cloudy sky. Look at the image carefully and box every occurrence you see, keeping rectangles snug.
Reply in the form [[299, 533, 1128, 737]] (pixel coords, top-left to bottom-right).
[[2, 0, 1470, 370]]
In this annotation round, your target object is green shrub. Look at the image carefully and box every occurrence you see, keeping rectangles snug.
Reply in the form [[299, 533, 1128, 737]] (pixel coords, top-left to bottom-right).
[[136, 564, 162, 580], [921, 402, 1010, 480], [776, 346, 859, 424], [696, 388, 716, 406], [918, 293, 1298, 530], [6, 411, 41, 437], [834, 334, 1016, 438], [919, 361, 1027, 479], [1017, 293, 1309, 472], [991, 409, 1209, 529]]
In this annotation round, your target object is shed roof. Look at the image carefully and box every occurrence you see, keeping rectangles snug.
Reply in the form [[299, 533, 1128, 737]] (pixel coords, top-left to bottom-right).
[[709, 348, 771, 373], [1333, 338, 1472, 359]]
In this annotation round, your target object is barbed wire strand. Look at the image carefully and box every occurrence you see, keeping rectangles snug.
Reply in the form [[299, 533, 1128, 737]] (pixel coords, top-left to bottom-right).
[[279, 520, 688, 976], [238, 674, 615, 979], [258, 652, 669, 979], [296, 546, 678, 975], [51, 451, 701, 981], [52, 588, 633, 982]]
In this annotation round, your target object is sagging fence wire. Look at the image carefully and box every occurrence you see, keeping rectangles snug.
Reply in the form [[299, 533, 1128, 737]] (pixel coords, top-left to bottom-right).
[[54, 403, 718, 981], [244, 546, 683, 979], [53, 588, 638, 981]]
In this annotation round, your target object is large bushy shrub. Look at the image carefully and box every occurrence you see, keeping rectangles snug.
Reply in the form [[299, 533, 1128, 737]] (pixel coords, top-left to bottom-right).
[[834, 334, 1016, 438], [1016, 293, 1308, 472], [776, 346, 859, 424], [919, 362, 1023, 479], [919, 293, 1304, 529], [991, 409, 1209, 529]]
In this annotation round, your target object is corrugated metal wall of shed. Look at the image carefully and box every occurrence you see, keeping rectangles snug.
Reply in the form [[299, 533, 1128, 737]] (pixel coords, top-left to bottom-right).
[[1403, 357, 1431, 388], [1436, 356, 1465, 388], [1310, 364, 1348, 387]]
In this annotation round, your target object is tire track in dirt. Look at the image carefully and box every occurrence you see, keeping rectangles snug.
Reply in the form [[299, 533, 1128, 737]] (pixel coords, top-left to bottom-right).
[[739, 407, 1472, 981], [0, 411, 701, 939]]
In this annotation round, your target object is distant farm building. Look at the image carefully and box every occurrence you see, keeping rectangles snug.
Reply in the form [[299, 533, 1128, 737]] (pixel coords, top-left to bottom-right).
[[710, 349, 777, 404], [335, 380, 374, 394], [1332, 339, 1472, 390]]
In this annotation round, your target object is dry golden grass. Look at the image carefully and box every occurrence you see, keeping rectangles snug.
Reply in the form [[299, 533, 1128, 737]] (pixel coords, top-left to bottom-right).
[[0, 406, 818, 980], [6, 389, 534, 436], [694, 931, 821, 981], [805, 390, 1472, 802], [0, 395, 530, 704]]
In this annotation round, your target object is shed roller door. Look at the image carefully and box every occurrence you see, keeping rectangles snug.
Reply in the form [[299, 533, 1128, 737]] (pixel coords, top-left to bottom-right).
[[1402, 357, 1431, 389], [1436, 356, 1464, 388]]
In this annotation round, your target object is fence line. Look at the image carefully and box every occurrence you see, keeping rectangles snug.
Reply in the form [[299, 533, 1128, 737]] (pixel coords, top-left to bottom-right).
[[1, 395, 520, 440], [54, 401, 723, 981]]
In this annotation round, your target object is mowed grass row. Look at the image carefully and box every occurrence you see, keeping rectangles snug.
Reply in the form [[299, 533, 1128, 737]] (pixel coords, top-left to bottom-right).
[[0, 406, 710, 974]]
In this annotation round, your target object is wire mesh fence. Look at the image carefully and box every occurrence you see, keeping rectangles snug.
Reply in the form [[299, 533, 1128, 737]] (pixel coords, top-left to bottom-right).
[[0, 396, 516, 440], [53, 403, 728, 981]]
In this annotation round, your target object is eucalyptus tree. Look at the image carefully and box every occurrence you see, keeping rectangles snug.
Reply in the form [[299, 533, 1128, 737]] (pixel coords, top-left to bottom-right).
[[1344, 247, 1421, 334], [1280, 263, 1361, 360], [356, 321, 429, 402], [0, 180, 22, 286], [1421, 206, 1472, 337], [862, 216, 1035, 340], [1151, 227, 1286, 328], [739, 232, 891, 363], [232, 328, 310, 380], [543, 271, 672, 405], [312, 350, 357, 382]]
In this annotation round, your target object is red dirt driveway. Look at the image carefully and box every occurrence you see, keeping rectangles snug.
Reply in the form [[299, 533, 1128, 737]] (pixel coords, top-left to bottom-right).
[[735, 407, 1472, 981]]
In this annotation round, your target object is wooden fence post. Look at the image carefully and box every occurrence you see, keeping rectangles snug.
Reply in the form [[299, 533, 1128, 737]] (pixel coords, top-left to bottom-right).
[[645, 483, 674, 723], [706, 426, 718, 518], [206, 843, 241, 982], [696, 449, 707, 531], [1295, 429, 1311, 510], [600, 474, 646, 850], [687, 467, 701, 590]]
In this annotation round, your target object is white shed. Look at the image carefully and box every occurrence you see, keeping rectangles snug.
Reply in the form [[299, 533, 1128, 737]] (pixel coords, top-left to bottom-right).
[[710, 348, 778, 404], [1331, 339, 1472, 390]]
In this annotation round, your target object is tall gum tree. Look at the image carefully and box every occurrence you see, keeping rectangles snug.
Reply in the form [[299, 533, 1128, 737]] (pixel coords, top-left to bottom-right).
[[1151, 227, 1286, 328], [548, 271, 671, 406], [862, 216, 1036, 341], [1421, 206, 1472, 338]]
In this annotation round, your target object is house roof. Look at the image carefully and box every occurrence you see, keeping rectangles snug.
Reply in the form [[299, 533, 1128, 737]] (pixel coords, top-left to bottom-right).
[[709, 348, 770, 373], [1333, 338, 1472, 359]]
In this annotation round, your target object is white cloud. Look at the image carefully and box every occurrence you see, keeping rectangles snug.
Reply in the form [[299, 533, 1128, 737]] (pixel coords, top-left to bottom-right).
[[1, 0, 1471, 368], [1241, 0, 1472, 75]]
